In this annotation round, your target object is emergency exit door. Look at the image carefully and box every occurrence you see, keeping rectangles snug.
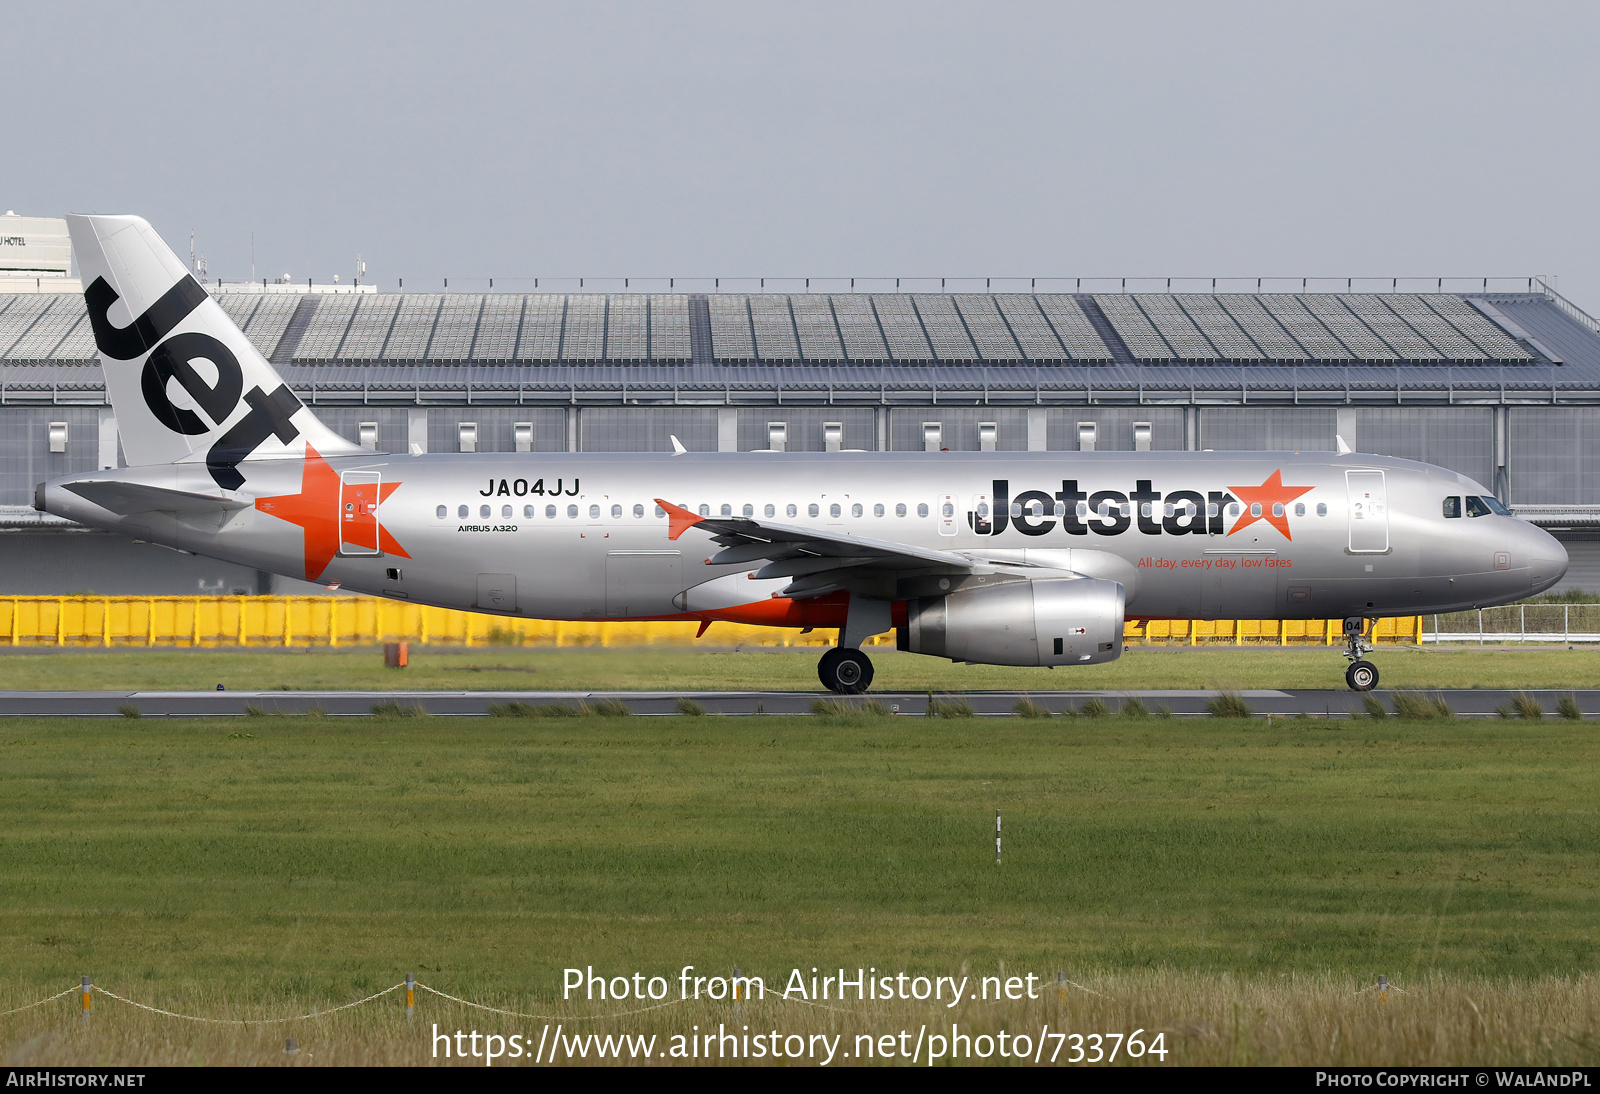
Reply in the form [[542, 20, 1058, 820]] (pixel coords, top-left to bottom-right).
[[1346, 470, 1388, 553], [339, 471, 382, 556]]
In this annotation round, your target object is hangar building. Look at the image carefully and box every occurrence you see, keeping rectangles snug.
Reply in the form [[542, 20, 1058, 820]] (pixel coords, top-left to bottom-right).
[[2, 216, 1598, 595]]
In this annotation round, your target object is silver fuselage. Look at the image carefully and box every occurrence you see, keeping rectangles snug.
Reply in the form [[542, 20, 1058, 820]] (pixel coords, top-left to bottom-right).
[[41, 449, 1567, 623]]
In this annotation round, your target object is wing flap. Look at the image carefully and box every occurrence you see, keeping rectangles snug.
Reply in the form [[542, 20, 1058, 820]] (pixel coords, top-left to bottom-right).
[[656, 497, 979, 570]]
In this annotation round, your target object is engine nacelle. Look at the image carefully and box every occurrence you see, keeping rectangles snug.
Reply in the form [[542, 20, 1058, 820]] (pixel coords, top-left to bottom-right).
[[897, 577, 1125, 667]]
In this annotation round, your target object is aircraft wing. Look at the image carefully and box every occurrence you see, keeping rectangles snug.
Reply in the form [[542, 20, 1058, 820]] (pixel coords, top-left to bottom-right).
[[63, 481, 250, 517], [656, 497, 992, 598]]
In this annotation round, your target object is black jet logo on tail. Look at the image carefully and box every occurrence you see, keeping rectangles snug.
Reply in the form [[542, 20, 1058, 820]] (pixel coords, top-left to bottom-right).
[[85, 274, 304, 489]]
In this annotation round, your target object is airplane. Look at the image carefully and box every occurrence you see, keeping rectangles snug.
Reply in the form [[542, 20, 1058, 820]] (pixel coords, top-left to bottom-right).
[[35, 215, 1569, 694]]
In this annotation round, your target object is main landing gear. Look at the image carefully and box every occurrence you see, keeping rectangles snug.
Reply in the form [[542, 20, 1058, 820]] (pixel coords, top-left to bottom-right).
[[818, 594, 890, 694], [818, 647, 874, 694], [1342, 617, 1379, 691]]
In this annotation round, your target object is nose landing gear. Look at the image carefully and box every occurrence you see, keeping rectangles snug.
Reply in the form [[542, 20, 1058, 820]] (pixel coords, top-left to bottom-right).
[[1342, 617, 1379, 691]]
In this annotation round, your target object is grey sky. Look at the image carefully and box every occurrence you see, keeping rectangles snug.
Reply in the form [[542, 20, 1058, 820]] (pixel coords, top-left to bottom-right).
[[7, 1, 1598, 305]]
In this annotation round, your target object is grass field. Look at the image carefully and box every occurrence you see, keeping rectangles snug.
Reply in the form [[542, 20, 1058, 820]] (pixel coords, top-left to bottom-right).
[[2, 643, 1600, 692], [2, 710, 1599, 1065]]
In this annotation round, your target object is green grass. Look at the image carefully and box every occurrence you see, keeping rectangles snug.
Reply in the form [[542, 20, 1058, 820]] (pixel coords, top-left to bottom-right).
[[1, 712, 1597, 1008], [3, 644, 1600, 692]]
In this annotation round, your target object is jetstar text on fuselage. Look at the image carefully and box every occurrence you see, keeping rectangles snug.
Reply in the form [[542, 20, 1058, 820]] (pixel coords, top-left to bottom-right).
[[969, 471, 1314, 540]]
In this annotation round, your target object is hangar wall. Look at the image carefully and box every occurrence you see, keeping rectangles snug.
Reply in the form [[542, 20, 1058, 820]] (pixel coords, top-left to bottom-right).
[[6, 275, 1600, 596]]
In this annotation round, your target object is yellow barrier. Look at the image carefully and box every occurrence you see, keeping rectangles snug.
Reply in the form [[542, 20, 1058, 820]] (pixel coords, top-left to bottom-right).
[[0, 596, 1423, 649]]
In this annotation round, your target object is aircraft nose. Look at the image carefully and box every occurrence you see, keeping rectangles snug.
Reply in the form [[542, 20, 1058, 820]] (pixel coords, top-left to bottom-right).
[[1524, 522, 1568, 596]]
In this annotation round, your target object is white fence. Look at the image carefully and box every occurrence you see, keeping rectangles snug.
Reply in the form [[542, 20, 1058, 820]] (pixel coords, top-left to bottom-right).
[[1422, 604, 1600, 644]]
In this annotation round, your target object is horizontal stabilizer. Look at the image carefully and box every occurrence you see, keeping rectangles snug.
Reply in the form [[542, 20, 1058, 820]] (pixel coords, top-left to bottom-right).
[[63, 480, 250, 517]]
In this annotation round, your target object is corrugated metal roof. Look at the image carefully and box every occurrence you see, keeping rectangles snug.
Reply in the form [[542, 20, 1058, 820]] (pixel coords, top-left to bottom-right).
[[2, 291, 1598, 405]]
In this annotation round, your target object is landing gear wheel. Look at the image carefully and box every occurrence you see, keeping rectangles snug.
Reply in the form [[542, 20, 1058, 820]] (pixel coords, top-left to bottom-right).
[[818, 647, 874, 695], [1346, 660, 1379, 691]]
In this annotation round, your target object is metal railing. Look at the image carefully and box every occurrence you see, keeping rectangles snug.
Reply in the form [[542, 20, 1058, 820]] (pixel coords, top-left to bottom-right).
[[1423, 604, 1600, 644], [371, 275, 1548, 296], [1534, 276, 1600, 336], [0, 596, 1423, 649]]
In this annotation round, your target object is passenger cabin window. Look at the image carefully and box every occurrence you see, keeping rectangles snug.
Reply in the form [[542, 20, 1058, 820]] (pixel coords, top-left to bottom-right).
[[941, 502, 954, 518], [634, 503, 645, 518], [458, 505, 469, 519], [654, 505, 665, 518], [436, 505, 447, 519], [479, 505, 490, 518], [720, 504, 732, 516], [873, 503, 884, 517], [1294, 502, 1305, 517], [1316, 502, 1327, 516], [851, 503, 863, 518], [546, 504, 556, 518], [1250, 503, 1262, 518], [567, 504, 578, 518], [525, 505, 535, 518], [785, 503, 796, 517], [589, 504, 601, 519], [503, 505, 513, 518], [895, 503, 906, 517], [764, 504, 775, 517], [698, 503, 710, 516], [917, 503, 929, 518], [830, 503, 842, 518], [1466, 496, 1491, 518], [611, 504, 622, 518], [1271, 502, 1283, 517], [808, 503, 820, 518], [1443, 496, 1462, 518], [742, 503, 753, 517]]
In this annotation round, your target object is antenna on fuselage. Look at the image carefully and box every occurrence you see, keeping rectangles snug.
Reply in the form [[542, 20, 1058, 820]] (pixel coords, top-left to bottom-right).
[[1336, 435, 1353, 455]]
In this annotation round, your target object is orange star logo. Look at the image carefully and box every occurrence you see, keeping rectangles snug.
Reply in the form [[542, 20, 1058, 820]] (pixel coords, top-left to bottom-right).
[[1227, 469, 1314, 541], [254, 445, 410, 580]]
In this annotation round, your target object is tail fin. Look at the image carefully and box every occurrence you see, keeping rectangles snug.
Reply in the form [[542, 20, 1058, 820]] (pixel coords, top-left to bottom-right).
[[66, 214, 360, 490]]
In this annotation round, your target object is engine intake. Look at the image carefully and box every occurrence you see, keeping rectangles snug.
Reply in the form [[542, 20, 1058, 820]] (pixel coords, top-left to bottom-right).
[[897, 577, 1125, 667]]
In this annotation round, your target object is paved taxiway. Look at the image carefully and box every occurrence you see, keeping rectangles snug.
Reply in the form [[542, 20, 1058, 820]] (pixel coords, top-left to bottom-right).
[[0, 689, 1594, 717]]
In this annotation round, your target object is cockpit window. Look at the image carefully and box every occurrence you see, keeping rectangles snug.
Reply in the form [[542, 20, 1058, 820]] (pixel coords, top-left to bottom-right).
[[1483, 495, 1511, 516], [1443, 496, 1462, 519], [1465, 495, 1491, 518]]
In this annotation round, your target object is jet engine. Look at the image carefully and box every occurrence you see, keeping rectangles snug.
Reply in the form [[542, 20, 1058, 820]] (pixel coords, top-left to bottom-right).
[[897, 577, 1125, 667]]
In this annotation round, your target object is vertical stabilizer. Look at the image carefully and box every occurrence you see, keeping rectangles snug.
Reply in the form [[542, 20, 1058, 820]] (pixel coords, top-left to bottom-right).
[[66, 214, 360, 489]]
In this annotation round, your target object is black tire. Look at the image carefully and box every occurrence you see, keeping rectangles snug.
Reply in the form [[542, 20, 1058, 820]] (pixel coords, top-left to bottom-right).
[[1346, 660, 1379, 691], [818, 647, 874, 694]]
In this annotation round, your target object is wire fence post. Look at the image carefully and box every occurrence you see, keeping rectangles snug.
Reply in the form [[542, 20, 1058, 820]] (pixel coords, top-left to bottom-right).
[[995, 809, 1002, 866], [406, 973, 415, 1024], [1379, 974, 1388, 1005], [1056, 971, 1066, 1004], [80, 976, 91, 1028]]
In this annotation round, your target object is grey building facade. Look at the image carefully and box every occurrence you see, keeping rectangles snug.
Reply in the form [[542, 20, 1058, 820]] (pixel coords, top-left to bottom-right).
[[4, 281, 1599, 595]]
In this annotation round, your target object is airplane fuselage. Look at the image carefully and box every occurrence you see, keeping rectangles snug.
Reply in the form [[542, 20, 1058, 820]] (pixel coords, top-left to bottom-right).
[[42, 449, 1566, 627]]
